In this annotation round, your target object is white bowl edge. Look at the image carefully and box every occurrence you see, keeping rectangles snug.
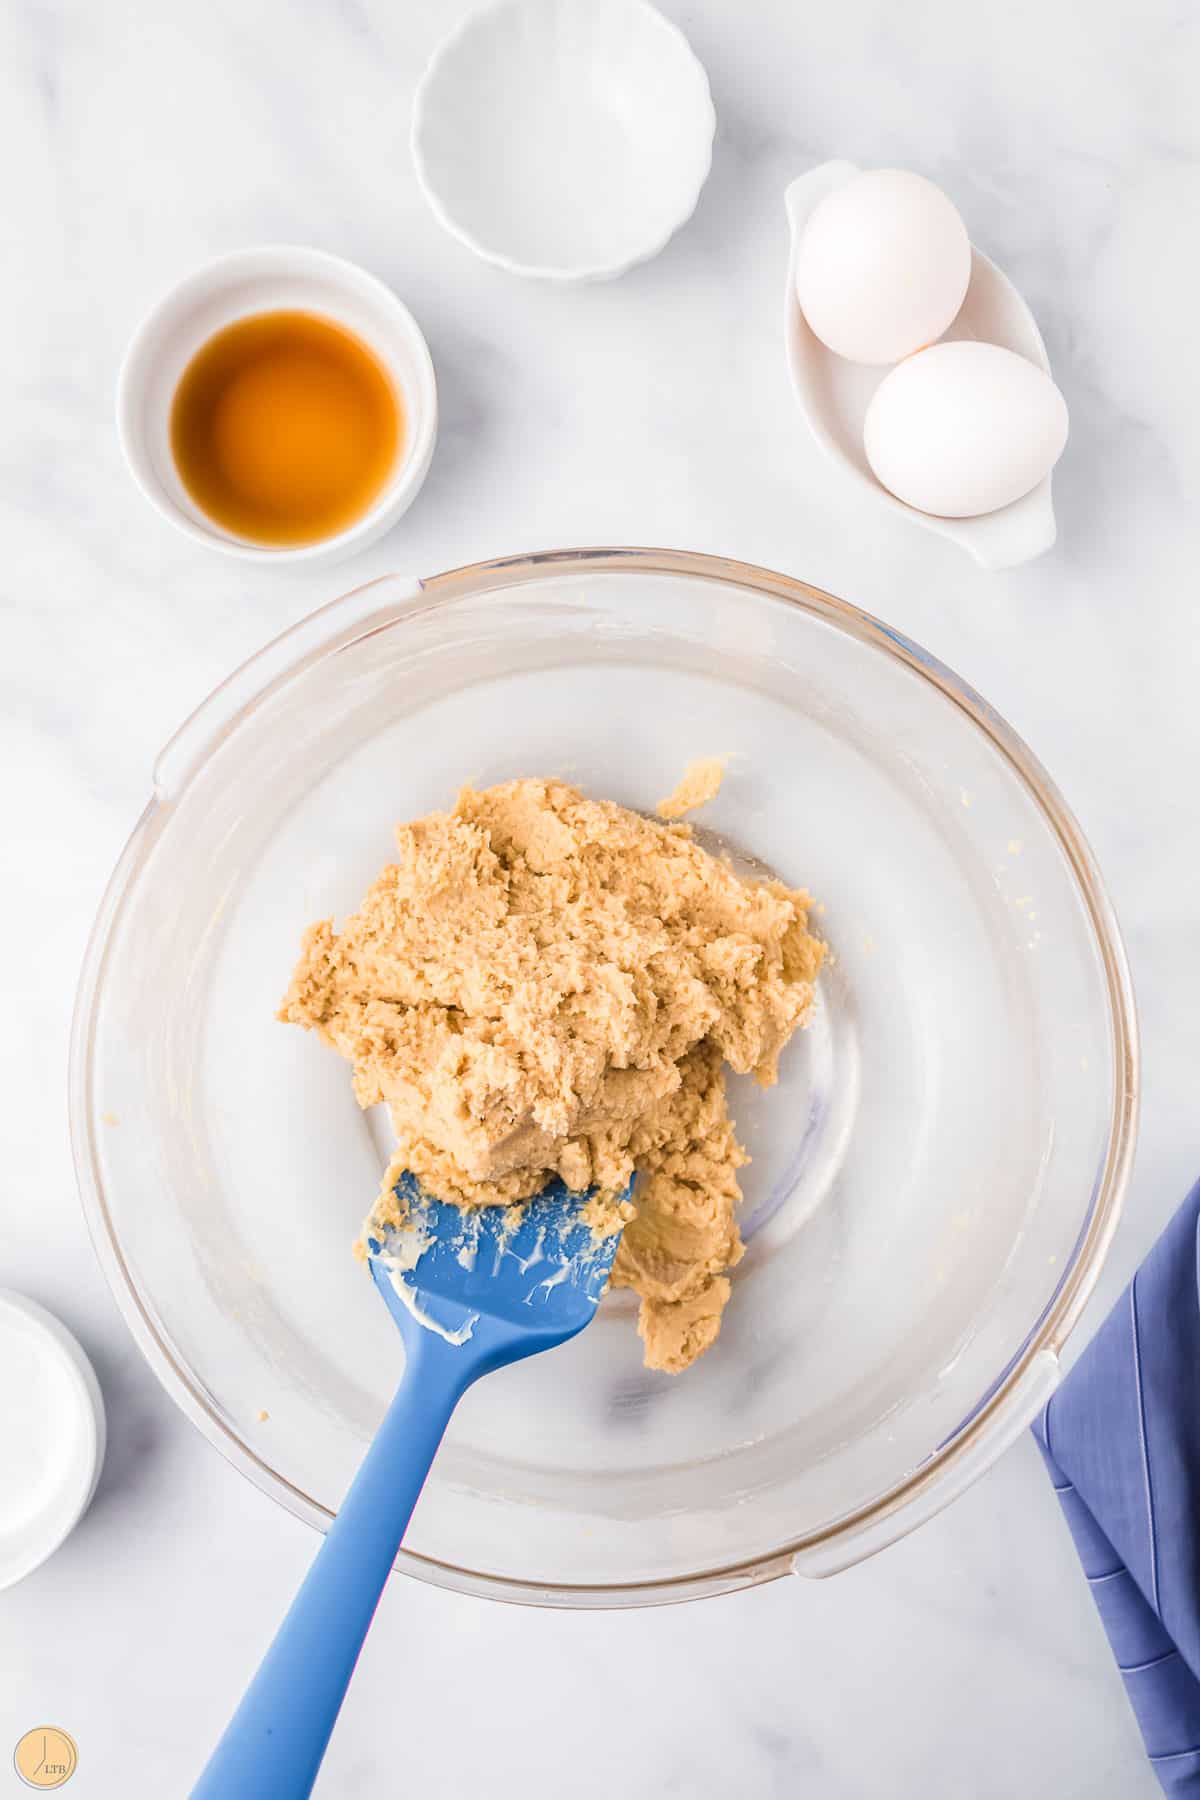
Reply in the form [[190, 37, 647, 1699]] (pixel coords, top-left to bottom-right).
[[0, 1291, 106, 1591]]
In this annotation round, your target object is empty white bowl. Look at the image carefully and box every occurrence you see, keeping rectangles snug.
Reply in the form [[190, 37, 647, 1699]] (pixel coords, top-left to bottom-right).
[[0, 1292, 105, 1590], [412, 0, 715, 280], [785, 162, 1058, 571], [117, 246, 438, 566]]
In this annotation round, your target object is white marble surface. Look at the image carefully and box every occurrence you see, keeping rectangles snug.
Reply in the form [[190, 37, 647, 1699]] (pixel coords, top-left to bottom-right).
[[3, 0, 1196, 1792]]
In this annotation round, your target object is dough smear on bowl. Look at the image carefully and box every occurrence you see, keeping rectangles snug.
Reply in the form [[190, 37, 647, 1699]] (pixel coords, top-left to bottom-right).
[[279, 775, 824, 1373]]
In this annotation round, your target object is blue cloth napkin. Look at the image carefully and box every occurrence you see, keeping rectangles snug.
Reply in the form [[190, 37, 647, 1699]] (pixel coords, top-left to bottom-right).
[[1034, 1177, 1200, 1795]]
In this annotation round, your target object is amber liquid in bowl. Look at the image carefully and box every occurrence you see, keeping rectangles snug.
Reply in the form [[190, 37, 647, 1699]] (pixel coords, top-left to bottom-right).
[[170, 311, 402, 547]]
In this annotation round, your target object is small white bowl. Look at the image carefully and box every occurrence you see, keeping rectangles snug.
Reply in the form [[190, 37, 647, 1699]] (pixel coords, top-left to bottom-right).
[[785, 162, 1058, 571], [412, 0, 715, 281], [0, 1292, 106, 1590], [117, 246, 438, 565]]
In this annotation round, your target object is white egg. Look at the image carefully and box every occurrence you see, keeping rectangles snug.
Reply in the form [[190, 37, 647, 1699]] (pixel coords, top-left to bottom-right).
[[863, 341, 1069, 518], [795, 169, 971, 366]]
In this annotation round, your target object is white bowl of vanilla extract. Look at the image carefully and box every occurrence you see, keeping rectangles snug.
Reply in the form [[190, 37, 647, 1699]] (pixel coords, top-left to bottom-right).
[[117, 247, 438, 564]]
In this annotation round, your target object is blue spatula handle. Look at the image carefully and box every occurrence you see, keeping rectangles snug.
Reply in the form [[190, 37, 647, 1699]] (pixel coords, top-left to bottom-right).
[[191, 1335, 471, 1798]]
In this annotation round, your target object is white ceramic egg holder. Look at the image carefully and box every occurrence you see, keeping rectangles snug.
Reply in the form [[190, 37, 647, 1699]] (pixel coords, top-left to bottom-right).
[[785, 161, 1058, 571]]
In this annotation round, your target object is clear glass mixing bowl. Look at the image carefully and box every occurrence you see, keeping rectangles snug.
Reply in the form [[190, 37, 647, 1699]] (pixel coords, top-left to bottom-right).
[[70, 548, 1138, 1606]]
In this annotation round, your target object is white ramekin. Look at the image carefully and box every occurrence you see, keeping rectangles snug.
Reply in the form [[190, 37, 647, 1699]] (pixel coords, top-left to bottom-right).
[[412, 0, 715, 281], [116, 246, 438, 566], [0, 1291, 106, 1590]]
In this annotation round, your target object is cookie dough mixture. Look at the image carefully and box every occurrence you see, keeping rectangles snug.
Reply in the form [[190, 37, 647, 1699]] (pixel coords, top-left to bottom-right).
[[279, 775, 824, 1373]]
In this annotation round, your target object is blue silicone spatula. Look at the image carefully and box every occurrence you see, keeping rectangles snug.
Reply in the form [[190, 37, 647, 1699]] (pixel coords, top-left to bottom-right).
[[192, 1172, 627, 1799]]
